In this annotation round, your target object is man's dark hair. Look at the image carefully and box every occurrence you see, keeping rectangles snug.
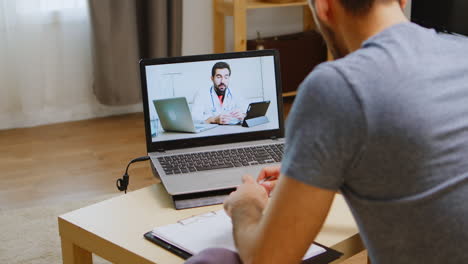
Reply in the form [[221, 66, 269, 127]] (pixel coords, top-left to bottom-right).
[[339, 0, 375, 14], [211, 62, 231, 77], [311, 0, 398, 15]]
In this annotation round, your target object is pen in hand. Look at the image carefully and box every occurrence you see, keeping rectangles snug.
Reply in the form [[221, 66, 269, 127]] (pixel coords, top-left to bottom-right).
[[258, 176, 274, 185]]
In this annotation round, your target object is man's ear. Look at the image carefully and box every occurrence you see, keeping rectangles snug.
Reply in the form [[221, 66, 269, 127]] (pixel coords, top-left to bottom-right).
[[399, 0, 408, 10], [313, 0, 334, 27]]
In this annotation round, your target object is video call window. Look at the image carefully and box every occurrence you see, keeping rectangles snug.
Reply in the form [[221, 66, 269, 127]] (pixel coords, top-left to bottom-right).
[[145, 56, 279, 142]]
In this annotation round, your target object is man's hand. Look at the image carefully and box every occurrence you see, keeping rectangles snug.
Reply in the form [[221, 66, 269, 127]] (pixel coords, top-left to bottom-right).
[[205, 115, 221, 124], [219, 114, 239, 124], [257, 166, 281, 196], [223, 174, 268, 262], [229, 111, 245, 121], [224, 174, 269, 218], [206, 113, 242, 124], [224, 173, 336, 264]]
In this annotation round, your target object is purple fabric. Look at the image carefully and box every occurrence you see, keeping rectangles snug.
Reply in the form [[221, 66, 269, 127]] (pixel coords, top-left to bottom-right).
[[185, 248, 242, 264], [185, 247, 317, 263]]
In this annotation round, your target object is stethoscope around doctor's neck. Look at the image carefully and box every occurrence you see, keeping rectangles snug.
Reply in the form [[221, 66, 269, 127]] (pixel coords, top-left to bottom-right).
[[209, 86, 232, 112]]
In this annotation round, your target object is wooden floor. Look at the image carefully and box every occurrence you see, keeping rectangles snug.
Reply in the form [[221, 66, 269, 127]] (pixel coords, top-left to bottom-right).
[[0, 102, 294, 211], [0, 113, 158, 210], [0, 105, 372, 263]]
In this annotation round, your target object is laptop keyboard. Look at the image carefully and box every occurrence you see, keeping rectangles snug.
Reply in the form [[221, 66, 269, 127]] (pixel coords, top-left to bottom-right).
[[157, 143, 284, 175]]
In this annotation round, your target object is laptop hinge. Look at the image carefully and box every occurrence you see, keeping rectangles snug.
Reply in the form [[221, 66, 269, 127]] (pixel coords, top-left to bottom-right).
[[270, 136, 279, 140], [156, 148, 166, 153]]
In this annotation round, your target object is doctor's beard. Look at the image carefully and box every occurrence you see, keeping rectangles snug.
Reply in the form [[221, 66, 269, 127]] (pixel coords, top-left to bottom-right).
[[214, 83, 227, 96]]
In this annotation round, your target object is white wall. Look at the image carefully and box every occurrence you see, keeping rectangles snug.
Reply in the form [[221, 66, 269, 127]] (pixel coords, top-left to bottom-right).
[[182, 0, 413, 56], [404, 0, 412, 18]]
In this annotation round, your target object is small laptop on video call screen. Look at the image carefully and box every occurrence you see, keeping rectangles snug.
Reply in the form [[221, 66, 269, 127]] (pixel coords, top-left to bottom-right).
[[140, 50, 283, 150]]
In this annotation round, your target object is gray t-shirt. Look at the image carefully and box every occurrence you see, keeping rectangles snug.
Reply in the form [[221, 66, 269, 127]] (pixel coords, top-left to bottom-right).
[[281, 22, 468, 264]]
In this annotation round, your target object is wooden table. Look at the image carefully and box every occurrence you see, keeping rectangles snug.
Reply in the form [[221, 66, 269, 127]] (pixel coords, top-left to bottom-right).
[[58, 184, 364, 264]]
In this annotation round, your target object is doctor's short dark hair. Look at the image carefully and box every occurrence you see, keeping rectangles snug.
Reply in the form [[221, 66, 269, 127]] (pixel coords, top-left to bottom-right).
[[211, 62, 231, 77], [309, 0, 399, 15]]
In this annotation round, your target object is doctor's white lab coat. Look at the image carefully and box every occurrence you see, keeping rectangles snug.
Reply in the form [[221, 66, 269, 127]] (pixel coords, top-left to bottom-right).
[[191, 86, 247, 123]]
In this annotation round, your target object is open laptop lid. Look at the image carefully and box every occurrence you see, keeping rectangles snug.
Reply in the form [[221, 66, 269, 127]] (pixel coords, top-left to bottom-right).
[[140, 50, 284, 152]]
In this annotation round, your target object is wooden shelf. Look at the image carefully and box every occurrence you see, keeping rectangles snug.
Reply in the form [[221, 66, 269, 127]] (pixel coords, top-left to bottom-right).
[[217, 1, 308, 15], [213, 0, 314, 52], [246, 0, 308, 9], [282, 91, 297, 97]]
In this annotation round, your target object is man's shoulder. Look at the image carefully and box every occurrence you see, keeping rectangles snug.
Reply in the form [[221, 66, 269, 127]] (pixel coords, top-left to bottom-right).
[[300, 62, 353, 98], [297, 63, 362, 115], [302, 62, 343, 85], [305, 50, 381, 86], [312, 41, 407, 96]]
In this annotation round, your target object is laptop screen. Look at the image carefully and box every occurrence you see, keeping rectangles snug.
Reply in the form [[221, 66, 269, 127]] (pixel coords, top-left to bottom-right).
[[140, 50, 283, 151]]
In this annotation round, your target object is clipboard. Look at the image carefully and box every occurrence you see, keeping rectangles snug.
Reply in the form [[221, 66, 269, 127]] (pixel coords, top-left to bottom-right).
[[143, 210, 342, 263], [144, 231, 192, 259], [144, 231, 342, 263]]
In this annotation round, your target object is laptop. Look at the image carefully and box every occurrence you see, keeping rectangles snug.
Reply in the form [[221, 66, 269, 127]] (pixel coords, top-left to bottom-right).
[[140, 49, 284, 196], [153, 97, 217, 133]]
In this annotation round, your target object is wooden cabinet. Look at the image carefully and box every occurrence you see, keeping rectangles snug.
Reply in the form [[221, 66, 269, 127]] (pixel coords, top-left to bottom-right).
[[212, 0, 315, 52]]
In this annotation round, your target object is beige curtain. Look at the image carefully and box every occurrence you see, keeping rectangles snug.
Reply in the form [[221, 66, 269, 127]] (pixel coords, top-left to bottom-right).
[[88, 0, 182, 106]]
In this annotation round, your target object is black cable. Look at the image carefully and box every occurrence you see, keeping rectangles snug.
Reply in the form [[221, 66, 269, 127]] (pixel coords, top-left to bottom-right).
[[116, 156, 150, 194]]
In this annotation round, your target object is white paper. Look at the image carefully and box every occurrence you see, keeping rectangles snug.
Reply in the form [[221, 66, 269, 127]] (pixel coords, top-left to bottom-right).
[[152, 210, 326, 259]]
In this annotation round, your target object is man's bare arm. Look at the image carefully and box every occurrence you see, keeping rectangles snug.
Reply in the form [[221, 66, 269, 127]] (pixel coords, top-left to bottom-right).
[[224, 174, 335, 264]]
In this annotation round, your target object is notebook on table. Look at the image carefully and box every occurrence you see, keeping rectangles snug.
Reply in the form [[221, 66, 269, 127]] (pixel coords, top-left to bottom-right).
[[140, 50, 286, 208], [144, 210, 343, 263]]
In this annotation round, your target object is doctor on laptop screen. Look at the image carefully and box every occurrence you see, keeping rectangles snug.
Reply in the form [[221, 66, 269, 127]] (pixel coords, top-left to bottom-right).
[[145, 55, 280, 143], [191, 62, 247, 125]]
